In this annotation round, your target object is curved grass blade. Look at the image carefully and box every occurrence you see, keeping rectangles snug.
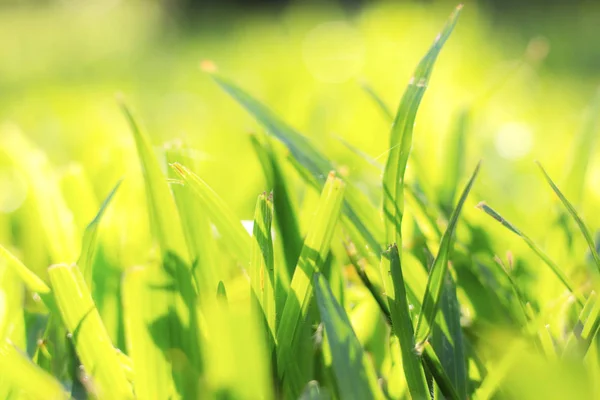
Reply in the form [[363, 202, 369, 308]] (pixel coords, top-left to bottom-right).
[[359, 80, 394, 121], [276, 172, 345, 397], [48, 264, 134, 399], [78, 180, 122, 288], [380, 244, 429, 399], [382, 4, 463, 247], [171, 162, 251, 263], [0, 245, 50, 294], [415, 161, 480, 348], [536, 161, 600, 274], [314, 272, 384, 400], [477, 202, 585, 306], [0, 339, 66, 400]]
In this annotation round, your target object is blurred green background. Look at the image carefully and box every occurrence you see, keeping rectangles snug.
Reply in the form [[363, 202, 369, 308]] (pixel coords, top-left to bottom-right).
[[1, 0, 599, 294]]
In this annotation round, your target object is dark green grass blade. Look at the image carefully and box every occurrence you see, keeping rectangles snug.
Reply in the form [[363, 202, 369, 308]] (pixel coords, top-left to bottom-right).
[[382, 4, 462, 247], [0, 339, 66, 400], [49, 264, 134, 399], [314, 272, 384, 400], [421, 343, 460, 400], [415, 161, 480, 348], [440, 108, 469, 215], [250, 193, 277, 340], [477, 202, 585, 306], [380, 244, 429, 399], [537, 161, 600, 274], [250, 133, 302, 298], [276, 173, 345, 397], [78, 180, 121, 288], [212, 74, 383, 256], [359, 80, 394, 120], [563, 88, 600, 204], [171, 163, 252, 263]]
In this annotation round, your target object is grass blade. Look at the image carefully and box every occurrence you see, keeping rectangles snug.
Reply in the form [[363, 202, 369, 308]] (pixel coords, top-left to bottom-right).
[[564, 291, 600, 358], [0, 245, 50, 294], [0, 339, 66, 400], [439, 108, 470, 215], [477, 202, 585, 306], [382, 4, 462, 247], [78, 180, 121, 288], [421, 343, 460, 400], [48, 264, 133, 399], [359, 80, 394, 121], [415, 161, 480, 348], [313, 272, 384, 400], [380, 243, 429, 399], [536, 161, 600, 274], [276, 172, 345, 397], [171, 162, 251, 263]]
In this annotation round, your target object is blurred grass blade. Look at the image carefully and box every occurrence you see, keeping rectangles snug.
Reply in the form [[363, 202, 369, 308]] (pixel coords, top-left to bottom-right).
[[313, 272, 384, 400], [382, 4, 462, 247], [359, 80, 394, 121], [171, 162, 251, 263], [78, 180, 121, 288], [415, 161, 480, 347], [0, 245, 50, 294], [473, 340, 527, 399], [250, 193, 277, 339], [477, 201, 585, 305], [49, 264, 134, 399], [537, 161, 600, 274], [0, 339, 66, 400], [564, 291, 600, 358], [380, 244, 429, 399], [122, 266, 177, 400], [440, 108, 469, 215], [276, 172, 345, 397], [563, 87, 600, 204]]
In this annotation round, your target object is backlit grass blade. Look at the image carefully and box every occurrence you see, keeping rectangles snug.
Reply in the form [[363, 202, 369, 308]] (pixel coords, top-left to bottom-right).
[[0, 245, 50, 294], [0, 339, 66, 400], [563, 291, 600, 358], [276, 172, 345, 397], [359, 80, 394, 121], [48, 264, 134, 399], [313, 272, 384, 400], [171, 162, 251, 263], [212, 74, 383, 255], [122, 266, 176, 400], [415, 161, 480, 348], [78, 180, 121, 288], [421, 343, 460, 400], [477, 201, 585, 306], [250, 193, 276, 339], [537, 161, 600, 274], [440, 108, 469, 215], [380, 243, 429, 399], [563, 87, 600, 204], [382, 4, 462, 247]]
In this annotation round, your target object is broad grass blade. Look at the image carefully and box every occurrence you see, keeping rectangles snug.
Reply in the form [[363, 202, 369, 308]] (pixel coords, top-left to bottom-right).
[[78, 180, 121, 288], [276, 172, 345, 397], [380, 244, 429, 399], [171, 162, 251, 263], [313, 272, 384, 400], [48, 264, 134, 399], [537, 161, 600, 274], [415, 161, 480, 348], [382, 5, 462, 247], [477, 202, 585, 305], [122, 266, 177, 400], [0, 339, 66, 400], [0, 245, 50, 294], [421, 343, 460, 400]]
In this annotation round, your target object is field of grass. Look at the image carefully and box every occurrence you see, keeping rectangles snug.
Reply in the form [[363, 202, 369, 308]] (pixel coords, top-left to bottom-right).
[[0, 1, 600, 399]]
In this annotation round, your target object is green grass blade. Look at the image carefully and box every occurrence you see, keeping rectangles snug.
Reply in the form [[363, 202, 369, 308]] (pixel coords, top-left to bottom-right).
[[564, 291, 600, 358], [440, 108, 469, 215], [536, 161, 600, 274], [382, 4, 462, 247], [276, 172, 345, 397], [78, 180, 121, 288], [48, 264, 134, 399], [421, 343, 460, 400], [250, 193, 277, 339], [477, 202, 585, 306], [122, 266, 177, 400], [563, 88, 600, 204], [171, 162, 252, 263], [415, 161, 480, 348], [0, 245, 50, 294], [380, 243, 429, 399], [359, 80, 394, 121], [0, 339, 66, 400], [313, 272, 384, 400]]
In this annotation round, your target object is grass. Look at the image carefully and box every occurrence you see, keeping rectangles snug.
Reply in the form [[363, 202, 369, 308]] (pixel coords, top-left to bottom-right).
[[0, 3, 600, 400]]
